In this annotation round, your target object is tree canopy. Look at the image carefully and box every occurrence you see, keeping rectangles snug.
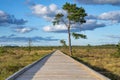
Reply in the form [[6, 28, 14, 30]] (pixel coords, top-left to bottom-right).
[[53, 2, 87, 55]]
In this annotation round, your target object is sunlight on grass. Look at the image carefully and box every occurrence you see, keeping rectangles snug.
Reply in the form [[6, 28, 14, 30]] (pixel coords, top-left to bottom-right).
[[61, 46, 120, 80], [0, 47, 52, 80], [0, 46, 120, 80]]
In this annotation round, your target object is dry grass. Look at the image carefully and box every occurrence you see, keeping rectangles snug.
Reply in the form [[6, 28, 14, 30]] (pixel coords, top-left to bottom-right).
[[61, 46, 120, 80], [0, 46, 120, 80], [0, 47, 53, 80]]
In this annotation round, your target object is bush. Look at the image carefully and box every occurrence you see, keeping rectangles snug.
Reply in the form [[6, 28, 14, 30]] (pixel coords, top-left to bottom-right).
[[117, 42, 120, 52], [0, 47, 7, 55], [112, 42, 120, 57], [113, 52, 120, 58]]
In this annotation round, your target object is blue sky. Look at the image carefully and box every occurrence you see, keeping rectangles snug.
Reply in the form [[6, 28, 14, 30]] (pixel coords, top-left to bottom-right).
[[0, 0, 120, 46]]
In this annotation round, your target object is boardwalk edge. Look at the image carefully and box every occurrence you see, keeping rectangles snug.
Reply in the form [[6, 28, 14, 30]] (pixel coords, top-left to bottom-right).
[[64, 53, 111, 80], [5, 50, 55, 80]]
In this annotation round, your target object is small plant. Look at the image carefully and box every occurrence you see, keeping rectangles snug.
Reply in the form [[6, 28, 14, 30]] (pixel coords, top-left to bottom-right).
[[0, 46, 7, 55], [34, 52, 39, 56], [60, 39, 67, 47], [112, 42, 120, 57], [117, 42, 120, 53], [86, 44, 91, 53]]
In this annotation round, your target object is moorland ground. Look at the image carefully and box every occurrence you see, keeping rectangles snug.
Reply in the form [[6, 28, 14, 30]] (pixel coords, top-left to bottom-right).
[[0, 45, 120, 80]]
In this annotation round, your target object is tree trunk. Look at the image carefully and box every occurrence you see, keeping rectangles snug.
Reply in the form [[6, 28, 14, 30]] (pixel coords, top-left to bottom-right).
[[68, 26, 72, 56], [28, 38, 31, 54]]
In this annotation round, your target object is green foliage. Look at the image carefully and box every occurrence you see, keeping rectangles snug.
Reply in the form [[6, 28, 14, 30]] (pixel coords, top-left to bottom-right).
[[60, 39, 67, 46], [53, 2, 87, 25], [62, 2, 87, 23], [0, 47, 7, 55], [72, 32, 87, 39], [53, 13, 64, 25], [117, 42, 120, 53], [86, 44, 91, 53], [53, 2, 87, 56], [112, 42, 120, 57], [34, 52, 39, 56]]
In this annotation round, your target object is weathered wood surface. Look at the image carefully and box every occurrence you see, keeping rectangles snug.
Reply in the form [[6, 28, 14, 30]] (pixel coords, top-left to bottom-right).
[[6, 50, 110, 80]]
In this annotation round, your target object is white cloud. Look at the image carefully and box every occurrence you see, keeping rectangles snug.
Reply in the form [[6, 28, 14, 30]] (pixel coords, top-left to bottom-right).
[[15, 27, 32, 33], [99, 11, 120, 23], [86, 14, 98, 20], [43, 24, 67, 32], [76, 0, 120, 6], [30, 3, 120, 33], [0, 10, 6, 19], [43, 19, 106, 32], [86, 10, 120, 24], [80, 20, 106, 30], [13, 27, 37, 33], [31, 4, 64, 21], [106, 35, 120, 39], [49, 4, 57, 12]]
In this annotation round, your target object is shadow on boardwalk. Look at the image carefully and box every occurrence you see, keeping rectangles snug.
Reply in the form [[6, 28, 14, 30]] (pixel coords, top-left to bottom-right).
[[6, 52, 54, 80], [72, 57, 120, 80]]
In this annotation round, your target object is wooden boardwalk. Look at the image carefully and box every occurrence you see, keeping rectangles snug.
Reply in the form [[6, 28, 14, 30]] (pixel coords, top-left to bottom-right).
[[6, 50, 110, 80]]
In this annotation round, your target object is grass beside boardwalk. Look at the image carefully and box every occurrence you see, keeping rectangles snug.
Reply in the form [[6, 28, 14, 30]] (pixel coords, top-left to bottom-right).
[[0, 47, 53, 80], [61, 46, 120, 80], [0, 46, 120, 80]]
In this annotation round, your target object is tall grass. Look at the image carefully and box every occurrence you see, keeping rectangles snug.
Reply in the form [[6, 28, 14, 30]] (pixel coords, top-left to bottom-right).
[[61, 46, 120, 80], [0, 47, 52, 80], [0, 46, 120, 80]]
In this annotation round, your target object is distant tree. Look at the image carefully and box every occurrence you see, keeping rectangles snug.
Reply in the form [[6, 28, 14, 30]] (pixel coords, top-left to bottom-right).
[[117, 42, 120, 53], [115, 42, 120, 57], [53, 2, 87, 56], [28, 38, 32, 54], [86, 44, 91, 53], [60, 39, 67, 47]]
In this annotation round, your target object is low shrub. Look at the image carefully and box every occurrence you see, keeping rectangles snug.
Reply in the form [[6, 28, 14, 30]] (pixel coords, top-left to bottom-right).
[[0, 47, 7, 55], [112, 42, 120, 58]]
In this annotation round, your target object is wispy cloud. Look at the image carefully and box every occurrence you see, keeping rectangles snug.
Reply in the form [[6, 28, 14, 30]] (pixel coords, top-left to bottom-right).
[[25, 0, 35, 6], [106, 35, 120, 39], [99, 11, 120, 23], [87, 11, 120, 24], [0, 35, 59, 42], [0, 10, 27, 26], [12, 26, 37, 33], [76, 0, 120, 6]]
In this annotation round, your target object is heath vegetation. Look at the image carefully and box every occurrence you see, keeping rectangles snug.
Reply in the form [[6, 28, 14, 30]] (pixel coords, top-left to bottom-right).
[[0, 45, 120, 80], [0, 46, 53, 80], [60, 45, 120, 80]]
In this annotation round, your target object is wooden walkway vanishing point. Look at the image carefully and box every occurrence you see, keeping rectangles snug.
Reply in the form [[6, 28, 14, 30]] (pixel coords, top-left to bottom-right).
[[6, 50, 110, 80]]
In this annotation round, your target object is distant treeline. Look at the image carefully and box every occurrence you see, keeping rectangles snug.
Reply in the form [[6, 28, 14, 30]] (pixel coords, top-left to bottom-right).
[[0, 44, 117, 50]]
